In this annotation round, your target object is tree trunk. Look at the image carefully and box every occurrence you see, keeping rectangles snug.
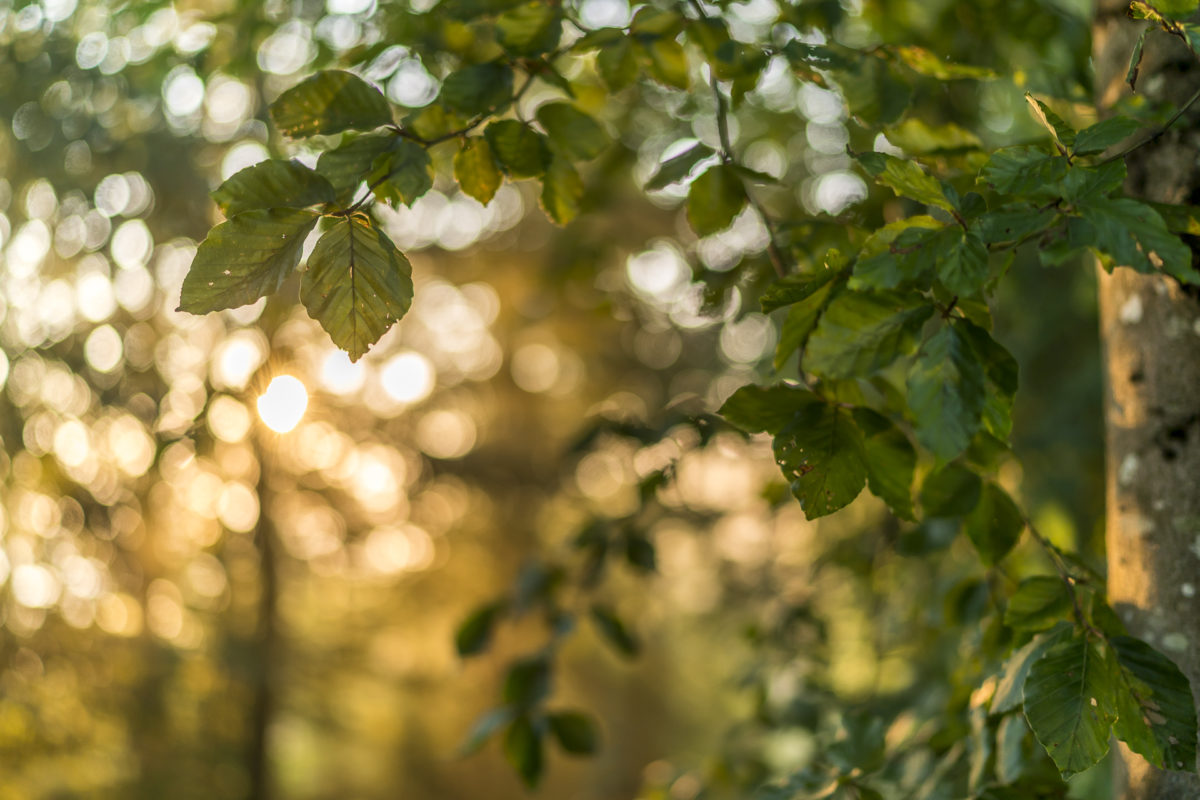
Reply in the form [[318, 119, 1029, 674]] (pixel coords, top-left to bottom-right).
[[1095, 3, 1200, 796]]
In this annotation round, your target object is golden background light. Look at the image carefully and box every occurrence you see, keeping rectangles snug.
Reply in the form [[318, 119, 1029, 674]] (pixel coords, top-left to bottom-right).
[[257, 375, 308, 433]]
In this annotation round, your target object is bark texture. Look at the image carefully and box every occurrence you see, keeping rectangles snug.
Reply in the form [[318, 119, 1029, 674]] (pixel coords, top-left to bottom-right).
[[1095, 3, 1200, 796]]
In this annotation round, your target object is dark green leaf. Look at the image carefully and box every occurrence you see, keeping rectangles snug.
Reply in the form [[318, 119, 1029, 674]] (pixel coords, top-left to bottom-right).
[[975, 204, 1059, 245], [456, 601, 506, 657], [179, 208, 319, 314], [853, 408, 917, 520], [995, 714, 1029, 784], [979, 146, 1069, 198], [547, 711, 599, 755], [270, 70, 392, 138], [535, 102, 608, 161], [624, 534, 656, 572], [773, 402, 868, 518], [1073, 116, 1139, 155], [300, 215, 414, 361], [485, 120, 552, 179], [773, 278, 840, 370], [801, 290, 933, 379], [540, 156, 583, 225], [920, 463, 982, 518], [496, 1, 562, 56], [964, 483, 1024, 564], [316, 134, 396, 205], [1023, 631, 1116, 777], [368, 139, 433, 207], [1005, 576, 1073, 632], [836, 55, 912, 126], [441, 62, 514, 116], [590, 604, 639, 656], [211, 159, 334, 217], [454, 137, 503, 204], [503, 656, 551, 708], [440, 0, 525, 20], [761, 267, 844, 313], [1061, 160, 1127, 203], [1110, 635, 1198, 772], [719, 383, 822, 435], [1075, 197, 1199, 283], [687, 164, 747, 235], [907, 323, 986, 462], [503, 716, 544, 788], [936, 229, 989, 297]]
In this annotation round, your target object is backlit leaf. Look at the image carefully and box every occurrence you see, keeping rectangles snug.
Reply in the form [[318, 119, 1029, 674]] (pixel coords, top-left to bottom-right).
[[454, 137, 503, 204], [179, 208, 319, 314], [496, 1, 562, 56], [639, 37, 690, 89], [540, 156, 584, 225], [503, 716, 544, 788], [316, 133, 396, 205], [270, 70, 392, 138], [211, 159, 334, 216], [596, 38, 638, 91], [441, 62, 514, 116], [368, 139, 433, 207], [857, 152, 954, 213], [802, 290, 933, 379], [1004, 576, 1072, 632], [646, 142, 716, 191], [300, 215, 414, 361], [547, 711, 599, 755]]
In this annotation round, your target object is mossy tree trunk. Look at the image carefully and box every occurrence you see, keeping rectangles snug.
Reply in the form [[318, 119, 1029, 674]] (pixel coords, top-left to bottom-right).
[[1095, 3, 1200, 796]]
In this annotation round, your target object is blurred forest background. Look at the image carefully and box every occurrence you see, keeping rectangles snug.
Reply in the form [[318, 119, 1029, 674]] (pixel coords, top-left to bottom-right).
[[0, 0, 1114, 797]]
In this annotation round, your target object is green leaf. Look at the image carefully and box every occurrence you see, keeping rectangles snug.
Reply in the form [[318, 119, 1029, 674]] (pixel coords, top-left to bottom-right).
[[455, 601, 506, 657], [773, 402, 868, 518], [596, 38, 638, 91], [485, 120, 552, 179], [454, 137, 503, 204], [211, 159, 334, 217], [179, 208, 319, 314], [687, 164, 747, 235], [1150, 202, 1200, 236], [853, 408, 917, 520], [719, 383, 821, 435], [975, 204, 1059, 245], [1026, 95, 1075, 151], [270, 70, 392, 138], [1074, 197, 1199, 283], [801, 290, 933, 379], [547, 711, 599, 755], [1061, 160, 1126, 204], [440, 0, 525, 20], [590, 604, 639, 656], [1128, 25, 1148, 90], [883, 118, 982, 155], [316, 133, 396, 205], [979, 146, 1069, 198], [887, 44, 996, 80], [935, 229, 989, 297], [503, 656, 552, 707], [1023, 632, 1116, 777], [964, 483, 1024, 564], [992, 624, 1069, 714], [857, 152, 954, 213], [503, 716, 544, 788], [995, 714, 1029, 784], [540, 156, 584, 225], [761, 267, 844, 313], [645, 143, 716, 191], [1148, 0, 1200, 18], [441, 62, 514, 116], [535, 102, 609, 161], [368, 139, 433, 207], [959, 321, 1019, 440], [496, 1, 561, 56], [907, 323, 986, 462], [638, 37, 690, 90], [920, 463, 982, 517], [773, 277, 840, 370], [1073, 116, 1139, 155], [1110, 635, 1199, 771], [300, 215, 414, 362], [1004, 576, 1073, 632]]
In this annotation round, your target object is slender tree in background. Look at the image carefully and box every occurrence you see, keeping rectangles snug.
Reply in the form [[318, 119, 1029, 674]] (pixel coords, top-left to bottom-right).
[[1096, 2, 1200, 796]]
